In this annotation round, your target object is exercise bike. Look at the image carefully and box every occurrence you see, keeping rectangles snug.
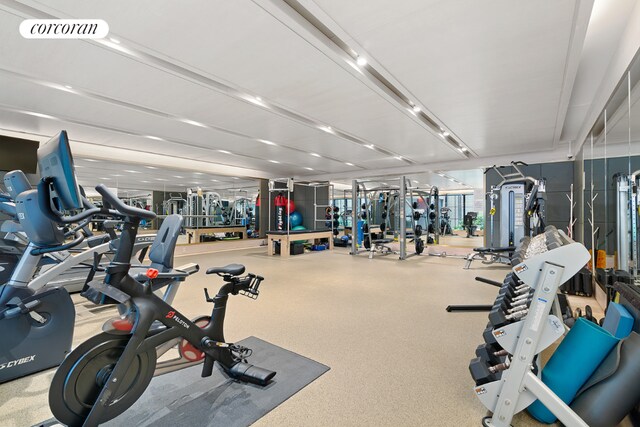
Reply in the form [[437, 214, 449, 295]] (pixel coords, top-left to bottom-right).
[[44, 182, 275, 422]]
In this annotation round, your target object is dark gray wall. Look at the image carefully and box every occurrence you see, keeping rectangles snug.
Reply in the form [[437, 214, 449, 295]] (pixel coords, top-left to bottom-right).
[[484, 161, 575, 246], [268, 182, 329, 231], [583, 154, 640, 253]]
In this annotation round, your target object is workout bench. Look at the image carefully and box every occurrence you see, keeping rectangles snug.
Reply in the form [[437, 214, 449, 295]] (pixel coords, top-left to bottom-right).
[[464, 246, 514, 269], [368, 238, 395, 259]]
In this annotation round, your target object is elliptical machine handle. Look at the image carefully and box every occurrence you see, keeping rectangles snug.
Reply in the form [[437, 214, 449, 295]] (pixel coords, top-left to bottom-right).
[[30, 229, 85, 255], [95, 184, 157, 220]]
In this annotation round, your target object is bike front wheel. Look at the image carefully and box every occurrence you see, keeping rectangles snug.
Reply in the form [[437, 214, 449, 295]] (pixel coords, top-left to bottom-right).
[[49, 332, 157, 427]]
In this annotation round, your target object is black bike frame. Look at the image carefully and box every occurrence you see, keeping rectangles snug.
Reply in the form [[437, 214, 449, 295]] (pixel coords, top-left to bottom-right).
[[82, 216, 240, 426]]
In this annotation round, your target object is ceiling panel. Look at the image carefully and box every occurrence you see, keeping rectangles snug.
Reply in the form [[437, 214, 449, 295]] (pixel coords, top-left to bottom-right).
[[10, 0, 459, 163], [0, 9, 386, 169], [314, 0, 580, 156]]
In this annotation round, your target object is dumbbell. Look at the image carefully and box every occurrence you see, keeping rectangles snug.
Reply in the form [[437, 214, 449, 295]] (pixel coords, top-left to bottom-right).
[[491, 298, 531, 323], [483, 326, 503, 351], [475, 343, 509, 365], [495, 293, 531, 311], [493, 290, 532, 311], [469, 357, 510, 385], [489, 306, 529, 327]]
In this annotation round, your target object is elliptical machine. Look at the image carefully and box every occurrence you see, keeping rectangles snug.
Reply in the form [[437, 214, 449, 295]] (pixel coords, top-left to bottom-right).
[[39, 133, 275, 426], [0, 133, 161, 384]]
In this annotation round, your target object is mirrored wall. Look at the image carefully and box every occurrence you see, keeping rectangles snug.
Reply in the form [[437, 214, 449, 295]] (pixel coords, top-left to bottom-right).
[[582, 50, 640, 275]]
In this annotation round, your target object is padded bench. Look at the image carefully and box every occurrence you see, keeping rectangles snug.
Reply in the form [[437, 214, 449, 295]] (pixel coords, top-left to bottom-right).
[[266, 230, 333, 257], [464, 246, 516, 269], [369, 238, 394, 259], [184, 226, 248, 244]]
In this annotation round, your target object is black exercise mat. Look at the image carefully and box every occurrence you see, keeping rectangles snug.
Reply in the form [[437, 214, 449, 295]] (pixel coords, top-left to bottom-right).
[[38, 336, 329, 427]]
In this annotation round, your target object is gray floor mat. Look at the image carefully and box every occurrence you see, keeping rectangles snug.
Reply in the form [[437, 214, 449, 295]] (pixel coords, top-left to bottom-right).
[[39, 336, 329, 427]]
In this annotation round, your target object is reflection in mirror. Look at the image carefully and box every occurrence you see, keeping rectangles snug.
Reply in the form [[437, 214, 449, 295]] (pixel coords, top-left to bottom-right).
[[585, 53, 640, 281]]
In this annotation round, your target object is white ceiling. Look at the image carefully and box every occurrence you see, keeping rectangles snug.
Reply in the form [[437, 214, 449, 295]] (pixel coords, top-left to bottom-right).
[[0, 0, 633, 193]]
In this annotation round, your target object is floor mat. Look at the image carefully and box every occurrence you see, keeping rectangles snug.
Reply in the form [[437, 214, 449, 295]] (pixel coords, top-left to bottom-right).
[[38, 336, 329, 427]]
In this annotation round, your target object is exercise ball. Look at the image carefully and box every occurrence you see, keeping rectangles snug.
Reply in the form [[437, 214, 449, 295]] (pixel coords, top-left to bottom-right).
[[289, 211, 303, 228], [287, 200, 296, 215], [292, 225, 306, 231]]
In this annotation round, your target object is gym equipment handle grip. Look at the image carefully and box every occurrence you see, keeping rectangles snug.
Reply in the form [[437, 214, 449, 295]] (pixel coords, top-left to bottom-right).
[[96, 184, 157, 220]]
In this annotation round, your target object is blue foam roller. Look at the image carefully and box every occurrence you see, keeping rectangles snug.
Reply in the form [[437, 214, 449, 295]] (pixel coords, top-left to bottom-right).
[[527, 318, 619, 423], [602, 302, 634, 339]]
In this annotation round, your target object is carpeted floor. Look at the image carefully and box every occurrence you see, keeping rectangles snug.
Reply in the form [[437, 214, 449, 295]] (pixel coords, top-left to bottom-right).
[[0, 245, 602, 426]]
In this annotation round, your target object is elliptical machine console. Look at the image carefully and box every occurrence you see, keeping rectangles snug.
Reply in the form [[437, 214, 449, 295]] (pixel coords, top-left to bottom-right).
[[0, 130, 84, 383]]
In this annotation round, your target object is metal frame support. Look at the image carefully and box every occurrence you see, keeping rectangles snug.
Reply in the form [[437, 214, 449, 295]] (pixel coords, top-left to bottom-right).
[[351, 179, 358, 255], [399, 176, 407, 260]]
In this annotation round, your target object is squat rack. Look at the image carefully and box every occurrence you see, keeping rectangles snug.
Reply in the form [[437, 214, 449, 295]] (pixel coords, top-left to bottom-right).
[[350, 176, 439, 260]]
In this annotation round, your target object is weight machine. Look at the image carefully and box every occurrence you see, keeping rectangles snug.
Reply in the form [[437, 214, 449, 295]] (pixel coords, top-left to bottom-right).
[[490, 161, 546, 247], [161, 193, 186, 216], [185, 188, 222, 228], [465, 162, 546, 269], [615, 171, 640, 277], [350, 177, 439, 260]]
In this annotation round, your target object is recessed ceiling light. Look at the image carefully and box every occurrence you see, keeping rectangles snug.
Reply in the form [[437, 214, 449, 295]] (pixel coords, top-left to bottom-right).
[[412, 105, 421, 113], [218, 150, 232, 154], [320, 126, 333, 133], [269, 160, 280, 164], [345, 162, 354, 166], [211, 179, 219, 182], [141, 180, 149, 183], [460, 147, 468, 152], [304, 167, 314, 171], [413, 180, 419, 183], [84, 158, 99, 162], [25, 111, 56, 119], [100, 177, 111, 180], [258, 139, 277, 146], [190, 182, 200, 184], [124, 170, 141, 174], [193, 172, 203, 175], [442, 131, 450, 137], [394, 156, 403, 161], [248, 96, 263, 105], [179, 118, 206, 127], [356, 56, 367, 66], [144, 135, 163, 141], [145, 166, 157, 169], [112, 174, 123, 177], [438, 173, 445, 177], [310, 153, 321, 157], [155, 178, 168, 181], [64, 85, 73, 89], [75, 165, 84, 168], [232, 177, 239, 180], [364, 144, 375, 150], [109, 37, 120, 44], [173, 175, 184, 179]]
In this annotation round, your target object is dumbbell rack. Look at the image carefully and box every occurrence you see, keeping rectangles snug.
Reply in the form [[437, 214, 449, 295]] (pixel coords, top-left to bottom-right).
[[474, 242, 591, 427]]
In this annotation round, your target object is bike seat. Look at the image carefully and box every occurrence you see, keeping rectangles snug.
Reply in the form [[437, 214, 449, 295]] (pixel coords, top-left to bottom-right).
[[206, 264, 245, 276]]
